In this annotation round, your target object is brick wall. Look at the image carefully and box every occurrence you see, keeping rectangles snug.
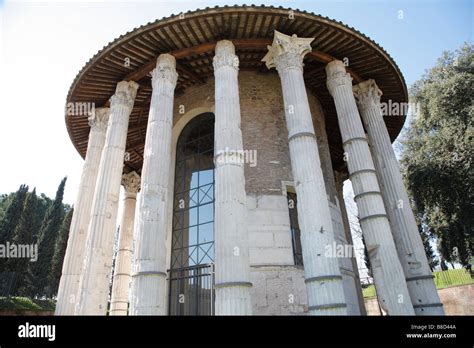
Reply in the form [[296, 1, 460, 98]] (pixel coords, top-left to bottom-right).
[[173, 70, 336, 196]]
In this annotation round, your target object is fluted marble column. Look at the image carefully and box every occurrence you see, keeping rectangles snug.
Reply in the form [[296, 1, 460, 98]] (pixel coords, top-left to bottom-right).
[[110, 171, 140, 315], [334, 171, 367, 316], [354, 79, 444, 315], [263, 31, 347, 315], [55, 108, 109, 315], [326, 60, 414, 315], [129, 54, 177, 315], [76, 81, 138, 315], [213, 40, 253, 315]]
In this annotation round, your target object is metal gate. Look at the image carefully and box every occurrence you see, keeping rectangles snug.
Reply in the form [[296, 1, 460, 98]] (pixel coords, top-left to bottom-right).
[[168, 263, 214, 315]]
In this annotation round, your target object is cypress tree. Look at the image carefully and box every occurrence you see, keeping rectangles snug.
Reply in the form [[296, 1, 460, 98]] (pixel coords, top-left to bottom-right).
[[49, 207, 73, 295], [0, 184, 29, 244], [27, 177, 67, 297], [0, 193, 14, 222], [6, 189, 38, 294], [0, 185, 29, 277], [12, 188, 38, 246], [34, 194, 52, 241]]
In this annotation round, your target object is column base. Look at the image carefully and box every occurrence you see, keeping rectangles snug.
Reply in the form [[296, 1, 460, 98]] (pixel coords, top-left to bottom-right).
[[130, 273, 167, 315], [215, 284, 253, 315]]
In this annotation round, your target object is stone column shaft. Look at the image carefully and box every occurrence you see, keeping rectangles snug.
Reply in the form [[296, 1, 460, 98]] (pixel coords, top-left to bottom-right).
[[76, 81, 138, 315], [55, 108, 109, 315], [334, 172, 367, 315], [354, 79, 444, 315], [213, 40, 253, 315], [263, 31, 347, 315], [129, 54, 177, 315], [110, 171, 140, 315], [326, 60, 414, 315]]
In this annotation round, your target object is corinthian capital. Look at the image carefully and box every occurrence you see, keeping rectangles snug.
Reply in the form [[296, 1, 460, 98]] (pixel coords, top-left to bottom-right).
[[151, 54, 178, 90], [325, 60, 353, 96], [88, 107, 110, 132], [122, 171, 141, 196], [110, 80, 139, 111], [213, 40, 239, 71], [326, 60, 352, 96], [262, 30, 314, 72], [353, 79, 383, 110]]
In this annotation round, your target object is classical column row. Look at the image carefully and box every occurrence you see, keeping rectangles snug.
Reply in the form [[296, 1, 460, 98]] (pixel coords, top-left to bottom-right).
[[76, 81, 139, 315], [263, 31, 347, 315], [354, 80, 444, 315], [326, 60, 414, 315], [59, 33, 440, 316], [55, 108, 109, 315], [110, 171, 140, 315]]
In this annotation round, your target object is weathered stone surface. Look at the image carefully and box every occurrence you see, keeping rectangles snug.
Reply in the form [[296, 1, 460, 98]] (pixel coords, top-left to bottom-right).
[[354, 79, 443, 315], [265, 31, 347, 315], [327, 60, 414, 315], [76, 81, 138, 315], [109, 171, 140, 315], [249, 266, 308, 315], [335, 171, 367, 315], [130, 54, 177, 315], [213, 40, 253, 315], [56, 108, 109, 315]]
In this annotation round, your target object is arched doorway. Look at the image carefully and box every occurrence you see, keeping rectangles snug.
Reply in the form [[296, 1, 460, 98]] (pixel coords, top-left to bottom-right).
[[169, 113, 215, 315]]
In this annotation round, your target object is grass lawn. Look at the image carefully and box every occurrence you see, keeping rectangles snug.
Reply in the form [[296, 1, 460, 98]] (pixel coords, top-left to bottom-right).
[[362, 268, 473, 299], [433, 268, 474, 289], [0, 297, 56, 311]]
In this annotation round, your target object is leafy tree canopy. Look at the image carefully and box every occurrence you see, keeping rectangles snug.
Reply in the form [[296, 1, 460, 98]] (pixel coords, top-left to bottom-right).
[[401, 42, 473, 266]]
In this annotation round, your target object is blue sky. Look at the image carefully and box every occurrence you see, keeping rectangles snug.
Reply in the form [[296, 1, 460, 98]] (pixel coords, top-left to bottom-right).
[[0, 0, 472, 204], [304, 0, 472, 86]]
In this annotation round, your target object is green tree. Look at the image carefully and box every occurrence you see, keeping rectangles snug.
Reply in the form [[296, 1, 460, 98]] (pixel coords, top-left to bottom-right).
[[6, 189, 38, 287], [0, 193, 14, 222], [0, 185, 29, 274], [420, 229, 439, 272], [0, 184, 29, 245], [401, 42, 473, 266], [26, 177, 67, 297], [361, 235, 372, 278], [49, 207, 73, 295], [33, 194, 52, 241]]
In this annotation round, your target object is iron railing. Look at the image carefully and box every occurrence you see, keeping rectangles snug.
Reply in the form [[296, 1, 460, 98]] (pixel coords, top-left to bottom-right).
[[168, 263, 214, 316]]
